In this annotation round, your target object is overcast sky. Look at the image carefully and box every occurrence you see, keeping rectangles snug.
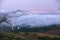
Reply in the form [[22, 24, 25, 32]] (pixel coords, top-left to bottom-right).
[[0, 0, 59, 11]]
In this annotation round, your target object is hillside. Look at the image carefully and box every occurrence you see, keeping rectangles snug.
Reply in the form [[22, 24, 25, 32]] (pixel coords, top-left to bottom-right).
[[11, 24, 60, 35], [0, 32, 60, 40], [0, 24, 60, 35]]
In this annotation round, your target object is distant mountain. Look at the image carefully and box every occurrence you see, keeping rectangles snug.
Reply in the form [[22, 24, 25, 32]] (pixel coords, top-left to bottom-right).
[[7, 10, 32, 17], [0, 10, 60, 32], [0, 10, 60, 27], [0, 10, 32, 26]]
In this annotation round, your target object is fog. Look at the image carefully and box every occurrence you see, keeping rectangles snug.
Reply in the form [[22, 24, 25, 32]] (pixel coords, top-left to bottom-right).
[[0, 10, 60, 28], [8, 14, 60, 27]]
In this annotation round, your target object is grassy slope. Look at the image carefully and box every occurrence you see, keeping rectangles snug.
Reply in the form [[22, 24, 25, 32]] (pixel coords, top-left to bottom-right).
[[0, 32, 60, 40], [0, 24, 60, 40]]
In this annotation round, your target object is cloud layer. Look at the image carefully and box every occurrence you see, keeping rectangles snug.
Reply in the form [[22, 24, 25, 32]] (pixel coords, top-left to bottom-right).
[[0, 10, 60, 28]]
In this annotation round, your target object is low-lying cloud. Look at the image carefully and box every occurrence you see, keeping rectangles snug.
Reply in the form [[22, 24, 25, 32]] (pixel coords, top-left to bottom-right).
[[0, 10, 60, 28]]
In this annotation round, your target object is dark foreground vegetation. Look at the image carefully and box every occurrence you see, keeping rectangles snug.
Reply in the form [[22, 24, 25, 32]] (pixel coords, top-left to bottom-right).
[[0, 24, 60, 35], [0, 32, 60, 40], [0, 24, 60, 40]]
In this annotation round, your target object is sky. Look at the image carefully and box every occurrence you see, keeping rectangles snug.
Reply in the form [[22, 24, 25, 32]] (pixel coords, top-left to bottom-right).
[[0, 0, 60, 28], [0, 0, 60, 12]]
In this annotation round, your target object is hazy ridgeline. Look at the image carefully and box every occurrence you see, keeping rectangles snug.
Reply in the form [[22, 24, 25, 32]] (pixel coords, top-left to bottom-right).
[[0, 10, 60, 32]]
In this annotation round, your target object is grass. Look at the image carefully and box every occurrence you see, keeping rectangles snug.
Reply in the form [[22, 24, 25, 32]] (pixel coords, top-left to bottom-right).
[[0, 32, 60, 40]]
